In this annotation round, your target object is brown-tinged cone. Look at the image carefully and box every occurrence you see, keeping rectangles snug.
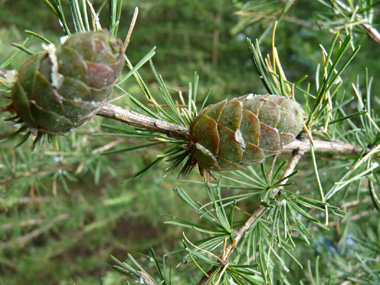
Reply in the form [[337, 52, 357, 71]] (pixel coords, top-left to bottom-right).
[[190, 94, 305, 174]]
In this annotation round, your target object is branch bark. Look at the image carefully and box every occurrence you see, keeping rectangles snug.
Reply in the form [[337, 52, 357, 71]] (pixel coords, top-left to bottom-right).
[[97, 103, 365, 156], [282, 137, 364, 155], [97, 103, 189, 138]]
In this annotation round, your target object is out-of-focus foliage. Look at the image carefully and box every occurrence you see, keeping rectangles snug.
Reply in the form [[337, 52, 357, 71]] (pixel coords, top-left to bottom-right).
[[1, 0, 380, 284]]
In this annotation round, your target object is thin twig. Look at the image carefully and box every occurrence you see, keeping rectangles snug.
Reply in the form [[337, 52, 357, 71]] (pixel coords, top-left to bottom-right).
[[282, 138, 364, 155], [0, 213, 69, 250], [341, 197, 371, 208], [1, 218, 44, 230], [197, 150, 304, 284], [91, 138, 124, 155], [333, 0, 380, 45], [0, 197, 53, 205]]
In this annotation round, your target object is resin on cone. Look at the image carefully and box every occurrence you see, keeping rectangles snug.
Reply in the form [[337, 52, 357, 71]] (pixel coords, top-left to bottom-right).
[[190, 94, 305, 174], [9, 30, 124, 136]]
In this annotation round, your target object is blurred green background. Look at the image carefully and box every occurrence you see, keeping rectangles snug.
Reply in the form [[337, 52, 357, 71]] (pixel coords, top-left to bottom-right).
[[1, 0, 380, 284]]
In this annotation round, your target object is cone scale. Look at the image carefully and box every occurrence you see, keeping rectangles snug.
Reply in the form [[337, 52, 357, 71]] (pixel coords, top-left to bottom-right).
[[9, 30, 124, 139], [189, 94, 305, 175]]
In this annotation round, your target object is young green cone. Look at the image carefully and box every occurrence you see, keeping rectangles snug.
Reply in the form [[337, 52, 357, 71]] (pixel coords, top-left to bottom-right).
[[6, 30, 124, 145], [189, 94, 305, 175]]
